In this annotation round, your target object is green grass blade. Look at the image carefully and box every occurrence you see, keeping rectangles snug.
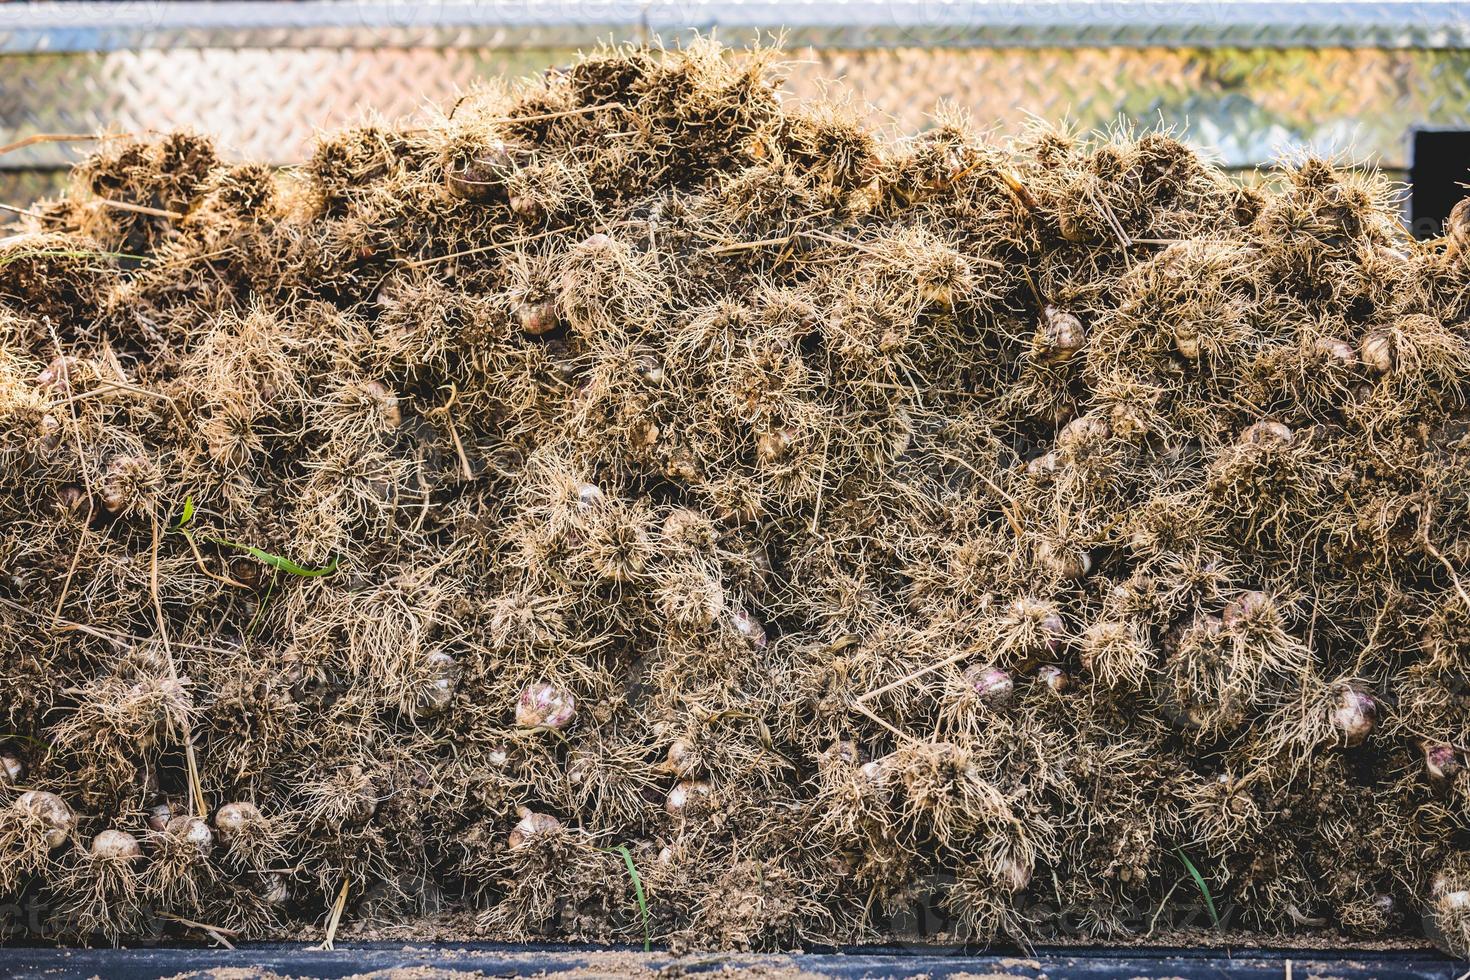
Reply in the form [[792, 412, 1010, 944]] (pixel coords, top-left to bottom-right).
[[0, 247, 149, 267], [205, 536, 340, 577], [171, 501, 335, 577], [238, 546, 340, 577], [1173, 846, 1220, 928], [613, 844, 651, 951]]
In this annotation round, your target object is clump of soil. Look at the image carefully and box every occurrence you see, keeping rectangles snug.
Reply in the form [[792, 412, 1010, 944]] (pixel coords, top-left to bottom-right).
[[1, 37, 1469, 955]]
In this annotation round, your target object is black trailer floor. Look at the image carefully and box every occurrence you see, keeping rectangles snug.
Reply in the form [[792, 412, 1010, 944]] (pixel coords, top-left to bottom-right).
[[0, 942, 1463, 980]]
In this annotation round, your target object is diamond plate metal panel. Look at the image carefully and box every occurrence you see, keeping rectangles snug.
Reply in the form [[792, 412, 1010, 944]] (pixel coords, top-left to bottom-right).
[[792, 45, 1470, 169], [0, 169, 66, 209], [4, 44, 1468, 181], [0, 47, 580, 169], [4, 2, 1470, 52]]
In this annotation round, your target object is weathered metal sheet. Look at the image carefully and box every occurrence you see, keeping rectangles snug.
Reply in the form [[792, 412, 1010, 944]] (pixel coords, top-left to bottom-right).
[[3, 2, 1470, 53], [3, 44, 1466, 177], [1, 2, 1467, 199]]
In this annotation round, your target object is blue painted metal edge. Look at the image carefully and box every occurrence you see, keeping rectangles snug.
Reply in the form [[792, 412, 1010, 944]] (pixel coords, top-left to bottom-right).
[[1, 941, 1463, 980]]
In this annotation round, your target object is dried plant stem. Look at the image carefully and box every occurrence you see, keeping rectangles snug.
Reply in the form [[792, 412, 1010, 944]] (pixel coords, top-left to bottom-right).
[[396, 225, 578, 268], [0, 202, 49, 220], [0, 133, 113, 156], [151, 512, 208, 817], [478, 102, 623, 127], [851, 700, 921, 745], [156, 912, 239, 948], [90, 198, 186, 221], [857, 648, 973, 704], [318, 879, 350, 950]]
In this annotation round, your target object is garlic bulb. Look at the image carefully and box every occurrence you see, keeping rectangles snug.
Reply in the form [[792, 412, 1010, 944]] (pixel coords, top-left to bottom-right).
[[213, 801, 264, 839], [146, 801, 175, 832], [1329, 685, 1377, 747], [1222, 590, 1274, 629], [259, 870, 291, 906], [666, 739, 700, 778], [90, 829, 143, 861], [1424, 743, 1464, 785], [516, 681, 577, 730], [731, 607, 769, 648], [1037, 665, 1071, 695], [0, 750, 24, 785], [1240, 420, 1293, 446], [15, 791, 74, 849], [1360, 331, 1394, 375], [1037, 306, 1085, 363], [415, 651, 459, 717], [508, 807, 563, 850], [665, 779, 713, 819], [166, 815, 215, 853], [964, 665, 1015, 707]]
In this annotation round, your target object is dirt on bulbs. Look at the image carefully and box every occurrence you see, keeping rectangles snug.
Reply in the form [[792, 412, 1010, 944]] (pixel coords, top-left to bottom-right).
[[1, 37, 1469, 958]]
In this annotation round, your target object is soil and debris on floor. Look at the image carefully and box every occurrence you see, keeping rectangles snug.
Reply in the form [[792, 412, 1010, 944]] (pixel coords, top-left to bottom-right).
[[2, 37, 1470, 956]]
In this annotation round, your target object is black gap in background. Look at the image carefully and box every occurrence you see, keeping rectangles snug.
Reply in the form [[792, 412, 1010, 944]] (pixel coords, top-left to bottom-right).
[[1411, 129, 1470, 240]]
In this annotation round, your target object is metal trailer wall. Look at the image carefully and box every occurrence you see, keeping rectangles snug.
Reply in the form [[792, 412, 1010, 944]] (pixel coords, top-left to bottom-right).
[[2, 1, 1470, 206]]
